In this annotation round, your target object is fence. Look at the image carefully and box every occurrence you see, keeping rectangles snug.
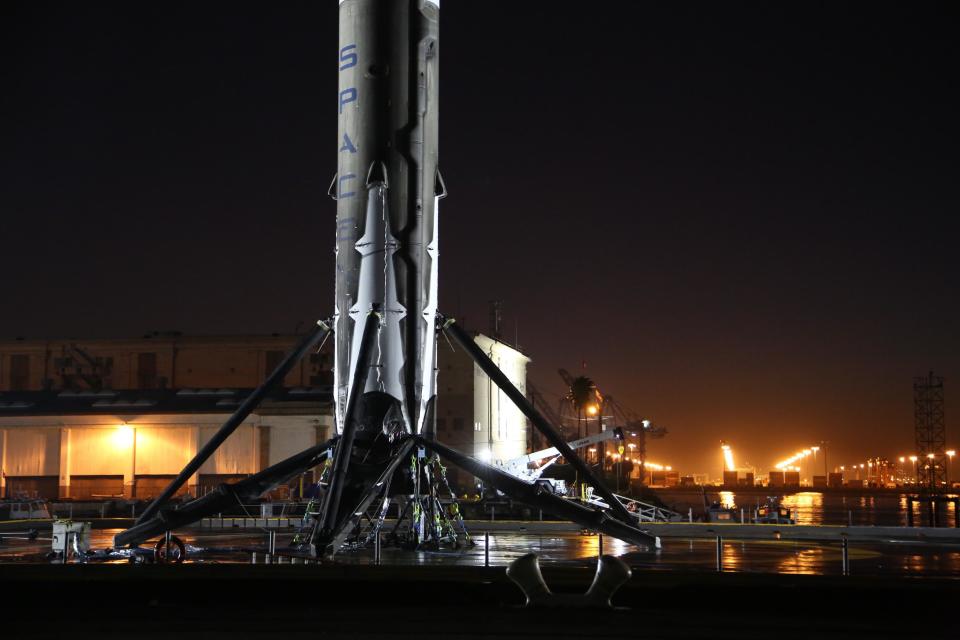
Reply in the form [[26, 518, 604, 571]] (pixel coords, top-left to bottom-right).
[[232, 528, 955, 578]]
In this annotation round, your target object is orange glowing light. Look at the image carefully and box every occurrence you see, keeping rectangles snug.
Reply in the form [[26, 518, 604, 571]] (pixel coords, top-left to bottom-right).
[[112, 424, 134, 449]]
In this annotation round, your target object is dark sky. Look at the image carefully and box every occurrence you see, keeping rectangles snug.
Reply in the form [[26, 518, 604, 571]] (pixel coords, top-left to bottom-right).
[[2, 2, 958, 476]]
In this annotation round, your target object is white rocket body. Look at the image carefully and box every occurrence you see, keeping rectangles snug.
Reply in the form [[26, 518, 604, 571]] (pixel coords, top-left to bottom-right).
[[334, 0, 441, 439]]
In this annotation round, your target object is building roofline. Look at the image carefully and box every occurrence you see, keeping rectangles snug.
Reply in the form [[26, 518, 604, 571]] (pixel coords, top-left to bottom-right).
[[0, 387, 332, 417], [470, 331, 532, 361], [0, 333, 316, 349]]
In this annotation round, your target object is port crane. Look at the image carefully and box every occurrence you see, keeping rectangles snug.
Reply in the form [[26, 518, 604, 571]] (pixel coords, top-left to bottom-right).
[[602, 395, 667, 480], [555, 368, 667, 477]]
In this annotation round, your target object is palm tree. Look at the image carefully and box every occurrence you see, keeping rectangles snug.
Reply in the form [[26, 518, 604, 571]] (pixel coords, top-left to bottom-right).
[[565, 375, 601, 440]]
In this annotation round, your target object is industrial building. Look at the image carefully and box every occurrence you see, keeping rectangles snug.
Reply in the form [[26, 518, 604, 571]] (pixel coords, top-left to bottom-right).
[[0, 331, 528, 499], [434, 333, 531, 488]]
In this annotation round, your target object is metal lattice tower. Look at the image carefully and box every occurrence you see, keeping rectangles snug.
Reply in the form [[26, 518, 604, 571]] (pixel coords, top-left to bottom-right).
[[914, 372, 946, 491]]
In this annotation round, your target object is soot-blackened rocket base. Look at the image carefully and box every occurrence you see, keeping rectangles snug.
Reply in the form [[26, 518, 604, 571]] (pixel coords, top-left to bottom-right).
[[115, 0, 657, 557]]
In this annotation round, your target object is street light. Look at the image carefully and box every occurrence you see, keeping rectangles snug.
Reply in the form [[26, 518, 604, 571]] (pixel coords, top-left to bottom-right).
[[909, 455, 918, 484], [947, 450, 956, 486]]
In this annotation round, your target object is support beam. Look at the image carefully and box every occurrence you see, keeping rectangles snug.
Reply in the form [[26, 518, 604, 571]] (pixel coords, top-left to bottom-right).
[[315, 311, 379, 542], [0, 429, 7, 497], [417, 437, 658, 547], [135, 318, 332, 524], [440, 316, 636, 526], [325, 437, 416, 554], [114, 438, 335, 548], [58, 427, 71, 499]]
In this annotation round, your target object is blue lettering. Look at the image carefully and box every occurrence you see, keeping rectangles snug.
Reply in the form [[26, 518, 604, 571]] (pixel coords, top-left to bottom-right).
[[339, 44, 357, 71], [338, 173, 356, 199], [337, 217, 356, 241], [340, 133, 357, 153], [339, 88, 357, 113]]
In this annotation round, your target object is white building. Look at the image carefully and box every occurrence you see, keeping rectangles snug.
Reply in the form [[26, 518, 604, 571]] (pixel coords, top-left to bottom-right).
[[435, 333, 530, 489]]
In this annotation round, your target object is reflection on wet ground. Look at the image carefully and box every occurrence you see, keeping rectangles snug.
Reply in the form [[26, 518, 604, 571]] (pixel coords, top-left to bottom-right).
[[2, 528, 960, 577], [657, 491, 959, 527]]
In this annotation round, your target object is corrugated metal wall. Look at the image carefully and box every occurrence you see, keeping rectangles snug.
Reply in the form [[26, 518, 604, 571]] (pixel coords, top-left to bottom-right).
[[135, 427, 193, 475], [199, 424, 256, 475], [4, 428, 59, 476], [269, 425, 316, 467], [69, 428, 131, 476], [0, 420, 327, 498]]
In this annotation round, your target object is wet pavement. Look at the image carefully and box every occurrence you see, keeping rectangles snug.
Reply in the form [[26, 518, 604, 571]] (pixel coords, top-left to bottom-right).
[[3, 526, 960, 577]]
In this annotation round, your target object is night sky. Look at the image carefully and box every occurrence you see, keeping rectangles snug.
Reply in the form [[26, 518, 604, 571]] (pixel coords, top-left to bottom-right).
[[2, 2, 958, 476]]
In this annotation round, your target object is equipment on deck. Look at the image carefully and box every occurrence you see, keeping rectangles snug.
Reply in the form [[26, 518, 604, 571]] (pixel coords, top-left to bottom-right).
[[499, 427, 625, 487]]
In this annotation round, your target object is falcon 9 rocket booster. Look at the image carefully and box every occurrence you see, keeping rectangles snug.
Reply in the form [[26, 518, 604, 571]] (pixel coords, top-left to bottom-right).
[[334, 0, 442, 442], [118, 0, 658, 555]]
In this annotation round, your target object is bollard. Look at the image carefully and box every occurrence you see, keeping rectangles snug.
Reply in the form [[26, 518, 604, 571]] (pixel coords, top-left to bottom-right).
[[847, 510, 853, 527], [251, 552, 257, 564], [490, 506, 495, 522], [265, 553, 272, 564], [715, 535, 723, 572], [740, 508, 745, 524], [506, 553, 631, 609], [268, 530, 277, 555], [484, 531, 490, 567], [841, 536, 849, 576], [688, 507, 693, 523], [101, 503, 106, 519]]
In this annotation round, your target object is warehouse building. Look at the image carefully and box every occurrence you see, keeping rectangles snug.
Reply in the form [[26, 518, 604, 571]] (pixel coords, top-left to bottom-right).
[[0, 330, 529, 498], [0, 333, 333, 499]]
